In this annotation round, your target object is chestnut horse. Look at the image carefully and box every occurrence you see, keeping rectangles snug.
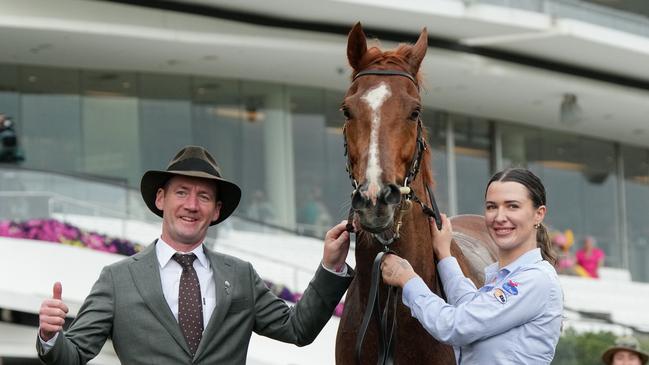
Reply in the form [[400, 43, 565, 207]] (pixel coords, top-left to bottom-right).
[[335, 23, 497, 364]]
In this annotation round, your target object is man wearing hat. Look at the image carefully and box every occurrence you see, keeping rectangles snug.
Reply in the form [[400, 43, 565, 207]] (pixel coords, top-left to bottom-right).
[[602, 336, 649, 365], [36, 145, 353, 364]]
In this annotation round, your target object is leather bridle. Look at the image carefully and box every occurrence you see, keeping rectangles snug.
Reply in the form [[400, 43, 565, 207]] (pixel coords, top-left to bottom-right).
[[343, 69, 443, 365], [343, 69, 442, 238]]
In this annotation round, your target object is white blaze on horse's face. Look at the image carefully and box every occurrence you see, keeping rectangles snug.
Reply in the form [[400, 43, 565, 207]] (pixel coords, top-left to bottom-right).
[[361, 82, 392, 206]]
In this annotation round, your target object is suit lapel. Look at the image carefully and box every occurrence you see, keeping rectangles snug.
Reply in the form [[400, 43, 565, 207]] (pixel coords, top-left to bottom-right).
[[129, 241, 192, 357], [194, 249, 233, 360]]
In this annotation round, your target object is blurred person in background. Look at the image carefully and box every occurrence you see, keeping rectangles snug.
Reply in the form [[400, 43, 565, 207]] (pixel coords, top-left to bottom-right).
[[602, 336, 648, 365], [576, 235, 605, 278], [0, 113, 25, 163]]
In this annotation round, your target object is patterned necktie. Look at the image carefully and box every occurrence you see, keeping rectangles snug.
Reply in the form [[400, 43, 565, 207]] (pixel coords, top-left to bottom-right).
[[172, 253, 203, 355]]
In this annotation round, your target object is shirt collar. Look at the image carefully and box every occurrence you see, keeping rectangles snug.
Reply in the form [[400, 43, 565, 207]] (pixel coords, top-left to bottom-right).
[[155, 238, 210, 270], [484, 248, 543, 279]]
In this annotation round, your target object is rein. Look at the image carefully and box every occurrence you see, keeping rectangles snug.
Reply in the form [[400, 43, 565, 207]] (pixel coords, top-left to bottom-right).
[[344, 69, 443, 365]]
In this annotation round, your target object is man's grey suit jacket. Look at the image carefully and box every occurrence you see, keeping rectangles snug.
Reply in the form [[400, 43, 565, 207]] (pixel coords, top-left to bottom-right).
[[37, 241, 352, 364]]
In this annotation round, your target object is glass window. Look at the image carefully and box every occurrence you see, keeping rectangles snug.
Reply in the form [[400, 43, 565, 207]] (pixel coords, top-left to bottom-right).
[[532, 131, 621, 268], [423, 110, 449, 213], [81, 70, 140, 186], [323, 90, 351, 223], [289, 86, 348, 237], [453, 115, 492, 214], [239, 81, 293, 228], [191, 77, 242, 185], [0, 64, 20, 129], [501, 122, 542, 169], [138, 73, 192, 172], [19, 66, 83, 173], [622, 146, 649, 281]]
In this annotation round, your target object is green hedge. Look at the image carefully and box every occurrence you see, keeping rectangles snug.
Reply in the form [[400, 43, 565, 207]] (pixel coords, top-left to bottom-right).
[[553, 329, 649, 365], [553, 328, 615, 365]]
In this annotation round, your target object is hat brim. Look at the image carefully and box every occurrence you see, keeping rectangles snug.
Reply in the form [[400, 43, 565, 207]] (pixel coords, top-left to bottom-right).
[[602, 347, 649, 365], [140, 170, 241, 226]]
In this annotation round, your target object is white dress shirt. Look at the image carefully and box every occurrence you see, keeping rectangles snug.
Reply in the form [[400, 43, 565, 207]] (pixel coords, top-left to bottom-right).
[[156, 238, 216, 327]]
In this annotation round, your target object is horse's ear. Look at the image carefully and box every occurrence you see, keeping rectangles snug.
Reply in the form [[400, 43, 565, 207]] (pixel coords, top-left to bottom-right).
[[408, 27, 428, 73], [347, 22, 368, 71]]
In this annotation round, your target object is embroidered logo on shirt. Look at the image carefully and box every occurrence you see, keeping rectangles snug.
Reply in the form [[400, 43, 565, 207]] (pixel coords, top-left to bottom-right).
[[493, 288, 507, 304], [502, 280, 519, 295]]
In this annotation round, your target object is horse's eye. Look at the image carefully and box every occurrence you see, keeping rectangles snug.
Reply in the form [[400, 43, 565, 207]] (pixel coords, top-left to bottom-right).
[[409, 109, 420, 121], [341, 107, 352, 120]]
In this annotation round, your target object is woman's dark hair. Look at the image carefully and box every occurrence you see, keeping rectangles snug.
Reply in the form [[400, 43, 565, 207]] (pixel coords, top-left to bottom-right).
[[486, 168, 557, 266]]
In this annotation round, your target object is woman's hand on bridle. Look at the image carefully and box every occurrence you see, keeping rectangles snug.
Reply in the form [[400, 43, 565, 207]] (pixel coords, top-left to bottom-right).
[[431, 213, 453, 260], [381, 254, 417, 288]]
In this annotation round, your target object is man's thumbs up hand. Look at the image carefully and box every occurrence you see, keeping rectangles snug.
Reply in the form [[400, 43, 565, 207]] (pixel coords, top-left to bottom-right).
[[39, 282, 69, 341]]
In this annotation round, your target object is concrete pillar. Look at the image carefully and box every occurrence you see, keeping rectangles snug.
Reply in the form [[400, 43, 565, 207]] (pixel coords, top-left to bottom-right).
[[501, 130, 527, 167], [262, 88, 296, 229], [446, 116, 457, 217]]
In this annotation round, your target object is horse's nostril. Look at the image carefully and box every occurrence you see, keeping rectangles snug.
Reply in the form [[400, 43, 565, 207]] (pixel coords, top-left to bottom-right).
[[352, 190, 369, 210], [380, 184, 402, 205]]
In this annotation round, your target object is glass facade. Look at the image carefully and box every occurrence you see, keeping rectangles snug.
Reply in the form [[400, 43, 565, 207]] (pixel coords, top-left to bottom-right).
[[2, 63, 649, 281]]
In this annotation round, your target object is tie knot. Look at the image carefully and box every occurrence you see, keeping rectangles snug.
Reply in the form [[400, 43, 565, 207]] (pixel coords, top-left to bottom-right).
[[172, 253, 197, 269]]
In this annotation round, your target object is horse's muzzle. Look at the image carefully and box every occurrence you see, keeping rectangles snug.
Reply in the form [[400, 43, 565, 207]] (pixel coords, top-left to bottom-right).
[[352, 183, 401, 232]]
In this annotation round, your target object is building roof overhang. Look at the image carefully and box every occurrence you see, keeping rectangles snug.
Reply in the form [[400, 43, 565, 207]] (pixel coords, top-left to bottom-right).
[[1, 0, 649, 146]]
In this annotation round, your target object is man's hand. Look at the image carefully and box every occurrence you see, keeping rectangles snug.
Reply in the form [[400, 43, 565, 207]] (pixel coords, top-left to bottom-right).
[[432, 214, 453, 260], [381, 254, 417, 288], [39, 282, 69, 341], [322, 220, 351, 272]]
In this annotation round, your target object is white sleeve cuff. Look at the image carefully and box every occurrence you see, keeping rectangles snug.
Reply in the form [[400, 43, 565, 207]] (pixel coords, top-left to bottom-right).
[[322, 262, 349, 277], [38, 331, 58, 354]]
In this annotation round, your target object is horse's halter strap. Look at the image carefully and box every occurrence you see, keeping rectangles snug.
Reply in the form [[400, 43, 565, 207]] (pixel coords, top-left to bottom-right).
[[343, 69, 442, 241]]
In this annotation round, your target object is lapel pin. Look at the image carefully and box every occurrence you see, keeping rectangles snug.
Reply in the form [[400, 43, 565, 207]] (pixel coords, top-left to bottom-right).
[[224, 280, 231, 295]]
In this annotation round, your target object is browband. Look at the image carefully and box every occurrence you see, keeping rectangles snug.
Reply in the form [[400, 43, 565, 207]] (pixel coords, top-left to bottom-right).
[[353, 69, 418, 86]]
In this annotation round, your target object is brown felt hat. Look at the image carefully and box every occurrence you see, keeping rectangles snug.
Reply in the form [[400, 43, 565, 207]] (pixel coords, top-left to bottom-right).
[[602, 336, 648, 365], [140, 145, 241, 226]]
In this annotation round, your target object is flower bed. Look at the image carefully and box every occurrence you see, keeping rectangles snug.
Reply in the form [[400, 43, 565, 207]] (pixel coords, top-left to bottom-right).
[[0, 219, 142, 256]]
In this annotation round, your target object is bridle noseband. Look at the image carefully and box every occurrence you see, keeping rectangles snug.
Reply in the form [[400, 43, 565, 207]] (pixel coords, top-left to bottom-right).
[[344, 69, 443, 365]]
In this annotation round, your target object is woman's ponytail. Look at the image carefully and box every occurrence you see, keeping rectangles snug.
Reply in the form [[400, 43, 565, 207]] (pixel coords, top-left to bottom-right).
[[536, 223, 556, 266]]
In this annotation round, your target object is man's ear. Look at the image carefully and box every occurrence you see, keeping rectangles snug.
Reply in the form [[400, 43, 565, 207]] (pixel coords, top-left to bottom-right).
[[212, 201, 223, 222], [155, 188, 165, 211]]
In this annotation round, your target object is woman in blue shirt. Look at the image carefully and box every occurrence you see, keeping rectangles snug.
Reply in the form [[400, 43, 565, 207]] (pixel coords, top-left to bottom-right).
[[382, 168, 563, 364]]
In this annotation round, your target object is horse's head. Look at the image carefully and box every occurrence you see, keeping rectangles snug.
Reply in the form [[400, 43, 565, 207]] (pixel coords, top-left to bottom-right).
[[343, 23, 430, 234]]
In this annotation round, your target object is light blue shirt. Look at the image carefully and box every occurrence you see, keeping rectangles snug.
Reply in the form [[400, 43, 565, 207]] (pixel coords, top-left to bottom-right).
[[402, 248, 563, 364]]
